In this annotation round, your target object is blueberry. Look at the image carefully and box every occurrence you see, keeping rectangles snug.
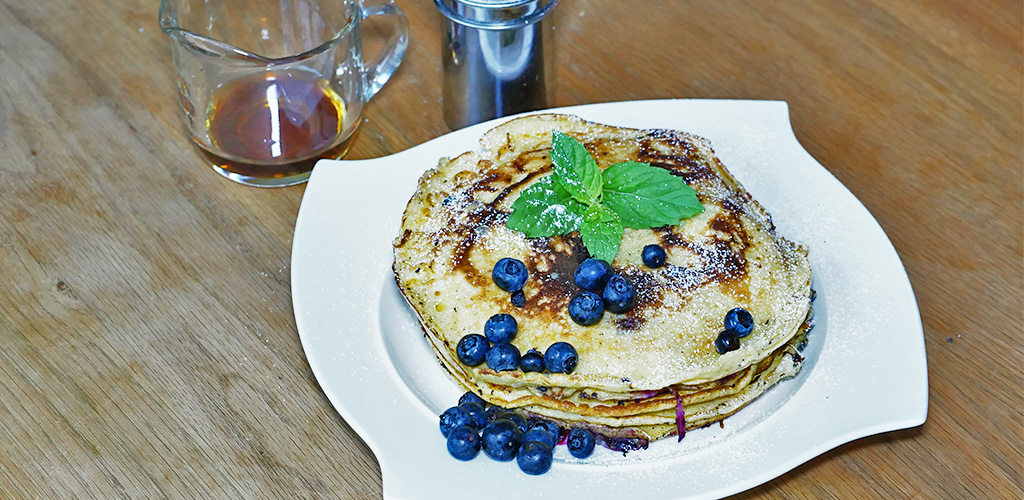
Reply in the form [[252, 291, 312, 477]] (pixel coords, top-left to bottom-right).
[[602, 274, 636, 314], [516, 441, 553, 475], [642, 244, 667, 268], [568, 291, 604, 326], [519, 349, 545, 372], [566, 428, 596, 459], [456, 334, 489, 366], [715, 330, 741, 354], [522, 426, 557, 448], [484, 313, 518, 344], [724, 307, 754, 337], [492, 257, 528, 292], [504, 413, 529, 434], [446, 425, 481, 461], [544, 342, 578, 374], [574, 258, 613, 291], [486, 342, 521, 371], [458, 391, 486, 408], [481, 419, 521, 461], [460, 401, 488, 429], [511, 290, 526, 307], [439, 406, 475, 437], [530, 420, 561, 441], [485, 406, 510, 423]]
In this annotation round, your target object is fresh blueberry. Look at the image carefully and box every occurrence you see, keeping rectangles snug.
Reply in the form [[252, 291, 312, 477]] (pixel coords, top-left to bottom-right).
[[460, 401, 488, 429], [458, 391, 487, 408], [568, 291, 604, 326], [516, 441, 553, 475], [715, 330, 741, 354], [724, 307, 755, 337], [602, 274, 636, 314], [566, 428, 596, 459], [642, 244, 667, 268], [519, 349, 545, 372], [511, 290, 526, 307], [530, 420, 561, 441], [439, 406, 475, 437], [481, 419, 521, 462], [504, 413, 529, 434], [485, 406, 510, 423], [522, 426, 557, 449], [484, 313, 518, 344], [544, 342, 578, 374], [574, 258, 613, 292], [486, 342, 521, 371], [456, 334, 489, 366], [492, 257, 528, 292], [446, 425, 481, 461]]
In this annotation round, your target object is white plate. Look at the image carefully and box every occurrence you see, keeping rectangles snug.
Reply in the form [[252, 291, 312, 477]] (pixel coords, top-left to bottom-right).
[[291, 100, 927, 499]]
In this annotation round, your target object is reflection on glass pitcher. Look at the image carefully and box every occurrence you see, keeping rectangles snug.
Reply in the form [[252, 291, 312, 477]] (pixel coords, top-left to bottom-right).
[[160, 0, 408, 187]]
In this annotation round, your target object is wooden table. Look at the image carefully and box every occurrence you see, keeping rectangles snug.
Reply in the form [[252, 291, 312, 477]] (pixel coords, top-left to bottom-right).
[[1, 0, 1020, 498]]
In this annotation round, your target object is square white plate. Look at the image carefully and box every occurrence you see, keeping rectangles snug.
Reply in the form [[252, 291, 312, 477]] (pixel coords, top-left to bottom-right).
[[290, 100, 927, 499]]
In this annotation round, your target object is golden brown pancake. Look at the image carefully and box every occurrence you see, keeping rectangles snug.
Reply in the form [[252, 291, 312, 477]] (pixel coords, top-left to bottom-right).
[[393, 114, 813, 444]]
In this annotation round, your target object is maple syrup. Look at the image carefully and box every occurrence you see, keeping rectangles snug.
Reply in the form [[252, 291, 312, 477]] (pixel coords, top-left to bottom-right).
[[194, 70, 353, 185]]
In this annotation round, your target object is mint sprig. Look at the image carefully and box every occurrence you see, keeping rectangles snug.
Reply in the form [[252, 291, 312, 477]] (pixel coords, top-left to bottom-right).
[[506, 131, 704, 261]]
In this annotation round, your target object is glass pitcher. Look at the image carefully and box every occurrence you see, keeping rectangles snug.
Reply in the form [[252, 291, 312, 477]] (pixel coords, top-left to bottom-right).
[[159, 0, 408, 187]]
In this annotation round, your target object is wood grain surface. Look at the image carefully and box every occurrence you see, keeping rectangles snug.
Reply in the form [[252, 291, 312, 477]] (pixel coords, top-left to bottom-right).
[[0, 0, 1020, 498]]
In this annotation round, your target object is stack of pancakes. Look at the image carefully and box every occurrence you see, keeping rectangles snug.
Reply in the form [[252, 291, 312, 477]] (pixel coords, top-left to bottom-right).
[[393, 115, 813, 447]]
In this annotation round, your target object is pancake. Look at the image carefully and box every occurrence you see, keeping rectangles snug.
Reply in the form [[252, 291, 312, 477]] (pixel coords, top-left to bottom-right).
[[393, 114, 813, 444]]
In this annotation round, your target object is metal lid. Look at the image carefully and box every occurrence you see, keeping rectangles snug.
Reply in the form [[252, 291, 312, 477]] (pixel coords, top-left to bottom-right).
[[435, 0, 557, 30], [454, 0, 537, 7]]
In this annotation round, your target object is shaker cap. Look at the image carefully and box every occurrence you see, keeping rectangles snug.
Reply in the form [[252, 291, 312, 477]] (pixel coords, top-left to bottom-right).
[[453, 0, 536, 6], [436, 0, 557, 30]]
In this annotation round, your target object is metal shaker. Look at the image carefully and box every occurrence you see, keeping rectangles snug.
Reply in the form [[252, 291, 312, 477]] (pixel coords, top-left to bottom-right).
[[434, 0, 557, 130]]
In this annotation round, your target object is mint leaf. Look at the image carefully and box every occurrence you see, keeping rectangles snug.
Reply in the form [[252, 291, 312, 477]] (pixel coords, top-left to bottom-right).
[[601, 161, 704, 228], [579, 204, 623, 262], [506, 133, 705, 263], [507, 176, 587, 237], [551, 131, 602, 205]]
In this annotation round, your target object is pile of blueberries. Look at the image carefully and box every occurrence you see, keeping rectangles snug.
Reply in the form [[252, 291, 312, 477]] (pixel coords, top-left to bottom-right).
[[457, 312, 578, 374], [440, 391, 597, 475], [456, 257, 579, 374], [568, 257, 633, 326], [492, 256, 529, 307], [714, 307, 755, 354], [567, 243, 668, 326]]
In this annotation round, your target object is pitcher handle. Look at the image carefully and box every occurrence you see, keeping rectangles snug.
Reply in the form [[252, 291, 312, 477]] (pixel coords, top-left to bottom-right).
[[360, 0, 409, 101]]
